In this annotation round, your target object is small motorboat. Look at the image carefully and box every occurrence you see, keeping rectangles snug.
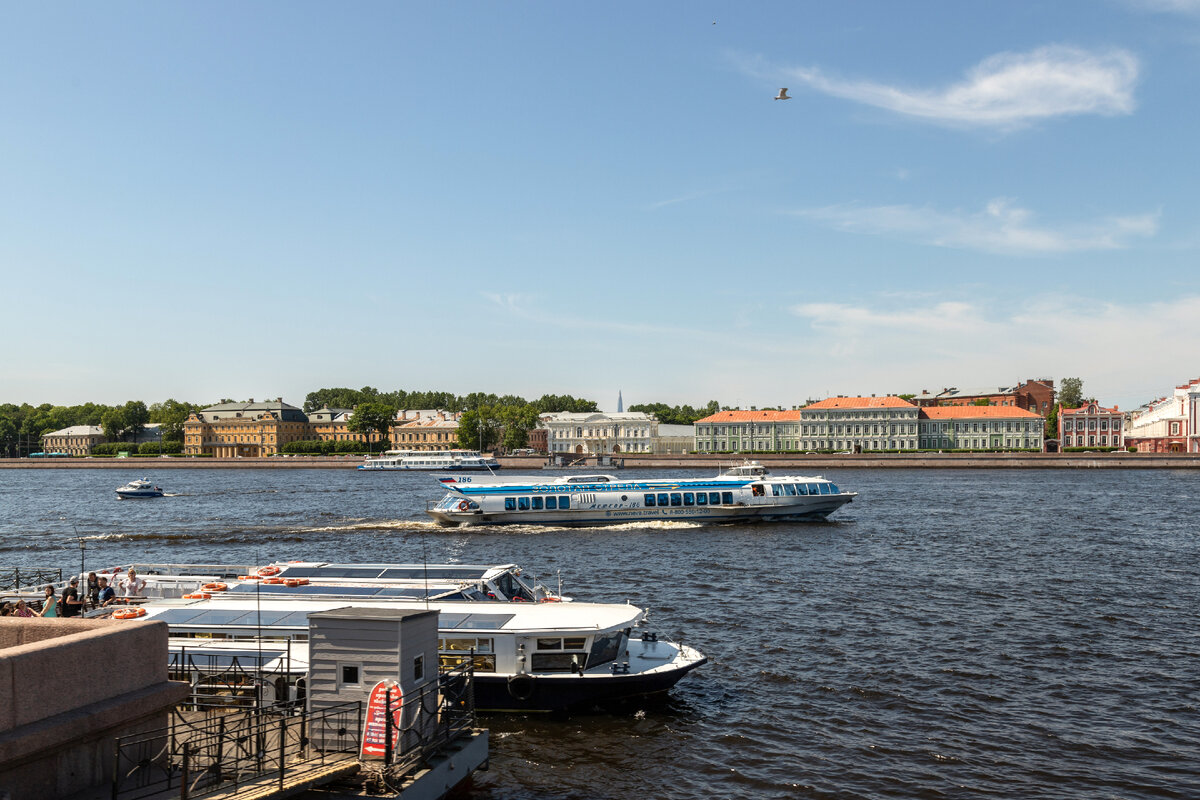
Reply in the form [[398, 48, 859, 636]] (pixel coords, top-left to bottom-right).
[[116, 478, 165, 499]]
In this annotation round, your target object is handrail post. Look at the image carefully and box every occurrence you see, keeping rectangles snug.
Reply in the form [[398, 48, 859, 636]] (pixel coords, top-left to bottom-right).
[[278, 715, 287, 790], [215, 715, 225, 784], [110, 737, 119, 800], [180, 742, 190, 800], [384, 686, 393, 765]]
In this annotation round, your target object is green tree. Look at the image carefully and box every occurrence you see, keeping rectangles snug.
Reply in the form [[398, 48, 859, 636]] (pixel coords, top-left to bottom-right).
[[498, 405, 540, 451], [973, 398, 991, 406], [1058, 378, 1084, 409], [457, 408, 502, 451], [149, 399, 201, 442], [1046, 404, 1059, 440], [347, 402, 397, 453]]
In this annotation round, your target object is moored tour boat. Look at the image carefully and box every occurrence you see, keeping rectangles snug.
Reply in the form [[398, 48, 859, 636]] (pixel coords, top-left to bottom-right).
[[115, 478, 164, 499], [426, 461, 856, 526], [358, 449, 501, 471], [93, 586, 704, 712]]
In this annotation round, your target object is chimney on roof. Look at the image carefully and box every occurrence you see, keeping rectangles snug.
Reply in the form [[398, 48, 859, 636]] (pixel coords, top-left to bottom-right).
[[248, 398, 254, 403], [277, 397, 282, 403]]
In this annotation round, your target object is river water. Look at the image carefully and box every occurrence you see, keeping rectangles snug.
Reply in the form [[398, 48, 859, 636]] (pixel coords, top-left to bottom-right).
[[1, 467, 1197, 799]]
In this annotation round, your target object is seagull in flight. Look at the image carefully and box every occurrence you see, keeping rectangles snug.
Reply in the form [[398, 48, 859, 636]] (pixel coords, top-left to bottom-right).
[[774, 88, 791, 101]]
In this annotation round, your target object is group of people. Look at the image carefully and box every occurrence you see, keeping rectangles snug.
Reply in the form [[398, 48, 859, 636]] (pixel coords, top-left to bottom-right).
[[0, 568, 147, 619]]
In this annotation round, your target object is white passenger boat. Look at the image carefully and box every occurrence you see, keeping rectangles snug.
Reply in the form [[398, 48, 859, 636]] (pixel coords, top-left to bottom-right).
[[426, 461, 856, 526], [87, 561, 566, 602], [115, 478, 165, 499], [358, 449, 501, 471], [98, 593, 705, 712]]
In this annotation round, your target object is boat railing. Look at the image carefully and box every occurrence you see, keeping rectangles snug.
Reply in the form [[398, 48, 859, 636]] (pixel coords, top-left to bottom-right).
[[0, 566, 63, 593]]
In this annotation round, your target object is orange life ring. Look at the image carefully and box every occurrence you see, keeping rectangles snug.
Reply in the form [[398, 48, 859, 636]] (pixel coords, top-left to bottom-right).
[[284, 578, 309, 587], [183, 592, 211, 600], [263, 578, 285, 585], [113, 607, 147, 619], [238, 575, 259, 581], [258, 566, 281, 577], [203, 582, 228, 592], [457, 501, 470, 511], [511, 596, 528, 602], [539, 596, 562, 603]]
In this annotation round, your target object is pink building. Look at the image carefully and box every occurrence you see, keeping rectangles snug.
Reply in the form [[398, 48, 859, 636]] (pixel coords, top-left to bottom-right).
[[1058, 402, 1124, 450]]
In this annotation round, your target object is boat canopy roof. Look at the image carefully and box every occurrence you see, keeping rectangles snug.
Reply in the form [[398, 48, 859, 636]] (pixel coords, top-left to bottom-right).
[[136, 597, 642, 634]]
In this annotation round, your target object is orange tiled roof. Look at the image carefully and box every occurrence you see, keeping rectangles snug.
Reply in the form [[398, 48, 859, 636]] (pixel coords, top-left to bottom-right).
[[919, 406, 1042, 419], [803, 396, 917, 410], [1060, 403, 1120, 416], [694, 409, 803, 423]]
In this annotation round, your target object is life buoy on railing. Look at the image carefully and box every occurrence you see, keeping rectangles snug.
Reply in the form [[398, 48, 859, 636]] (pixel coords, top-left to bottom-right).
[[113, 607, 147, 620], [507, 673, 536, 701], [203, 582, 228, 592], [182, 592, 211, 600], [457, 501, 470, 511], [258, 566, 281, 577]]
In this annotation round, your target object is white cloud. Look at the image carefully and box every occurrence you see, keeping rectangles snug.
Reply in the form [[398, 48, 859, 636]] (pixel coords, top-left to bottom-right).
[[793, 198, 1159, 254], [777, 45, 1138, 128], [786, 295, 1200, 407]]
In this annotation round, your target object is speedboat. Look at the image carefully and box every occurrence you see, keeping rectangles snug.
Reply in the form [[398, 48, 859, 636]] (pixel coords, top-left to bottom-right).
[[359, 449, 501, 471], [115, 478, 164, 499], [426, 460, 856, 526]]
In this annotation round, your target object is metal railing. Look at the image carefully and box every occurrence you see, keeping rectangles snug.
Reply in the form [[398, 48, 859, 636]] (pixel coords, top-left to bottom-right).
[[111, 663, 476, 799], [0, 566, 62, 593], [111, 700, 361, 800]]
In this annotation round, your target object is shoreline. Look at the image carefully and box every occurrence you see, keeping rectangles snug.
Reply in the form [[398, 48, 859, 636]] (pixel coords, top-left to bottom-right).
[[2, 453, 1198, 469]]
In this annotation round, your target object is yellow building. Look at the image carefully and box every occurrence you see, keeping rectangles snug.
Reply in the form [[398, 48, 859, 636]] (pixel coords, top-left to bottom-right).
[[183, 399, 309, 457], [307, 406, 387, 448], [391, 410, 462, 450]]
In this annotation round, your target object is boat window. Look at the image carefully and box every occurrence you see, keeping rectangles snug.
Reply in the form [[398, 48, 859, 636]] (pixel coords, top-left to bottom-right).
[[696, 492, 707, 506], [559, 496, 570, 509], [784, 484, 797, 496], [439, 653, 496, 672], [518, 497, 531, 510], [771, 484, 781, 496], [819, 483, 831, 495], [441, 637, 494, 653], [531, 496, 543, 510], [531, 652, 586, 672], [709, 492, 721, 505], [504, 498, 516, 511], [721, 491, 733, 504], [751, 484, 765, 497], [537, 637, 562, 650], [796, 483, 807, 495], [683, 492, 694, 506], [670, 493, 682, 506], [588, 632, 623, 667], [545, 496, 558, 510], [829, 483, 840, 494], [806, 483, 819, 495], [644, 494, 656, 506], [657, 493, 669, 506]]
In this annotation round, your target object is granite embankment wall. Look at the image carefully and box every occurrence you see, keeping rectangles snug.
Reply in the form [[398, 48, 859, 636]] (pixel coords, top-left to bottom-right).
[[3, 453, 1200, 469]]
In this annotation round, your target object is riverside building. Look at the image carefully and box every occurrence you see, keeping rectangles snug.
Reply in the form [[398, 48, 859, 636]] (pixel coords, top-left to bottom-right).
[[183, 399, 309, 457], [1058, 402, 1124, 449], [692, 410, 803, 453], [1124, 376, 1200, 453], [541, 411, 656, 454], [917, 406, 1044, 450], [800, 396, 921, 452]]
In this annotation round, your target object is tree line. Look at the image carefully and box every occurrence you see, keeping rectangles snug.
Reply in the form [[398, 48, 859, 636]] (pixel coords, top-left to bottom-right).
[[0, 399, 205, 457]]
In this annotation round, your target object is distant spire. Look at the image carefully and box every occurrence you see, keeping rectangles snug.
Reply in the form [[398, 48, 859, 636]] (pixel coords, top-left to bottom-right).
[[617, 390, 623, 413]]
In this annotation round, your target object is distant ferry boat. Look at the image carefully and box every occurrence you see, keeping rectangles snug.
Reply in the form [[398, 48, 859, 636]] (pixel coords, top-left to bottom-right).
[[426, 461, 856, 526], [358, 449, 501, 471]]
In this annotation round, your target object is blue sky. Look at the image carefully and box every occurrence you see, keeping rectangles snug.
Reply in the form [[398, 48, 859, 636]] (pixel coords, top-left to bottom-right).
[[3, 1, 1199, 412]]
